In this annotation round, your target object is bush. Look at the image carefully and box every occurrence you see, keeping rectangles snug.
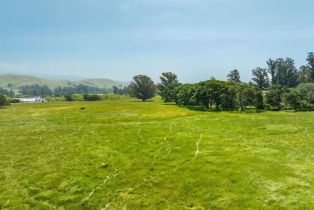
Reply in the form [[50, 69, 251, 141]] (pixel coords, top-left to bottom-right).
[[283, 91, 302, 110], [83, 94, 101, 101], [64, 94, 73, 101], [9, 98, 20, 103], [0, 95, 10, 106], [265, 86, 285, 110], [299, 100, 314, 111], [297, 83, 314, 104], [71, 94, 84, 101]]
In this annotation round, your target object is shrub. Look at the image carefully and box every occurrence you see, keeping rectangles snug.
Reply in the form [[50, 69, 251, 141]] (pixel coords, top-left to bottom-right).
[[265, 86, 285, 110], [297, 83, 314, 104], [83, 94, 101, 101], [9, 98, 20, 103], [299, 100, 314, 111], [64, 94, 74, 101], [0, 95, 10, 107], [283, 91, 302, 110]]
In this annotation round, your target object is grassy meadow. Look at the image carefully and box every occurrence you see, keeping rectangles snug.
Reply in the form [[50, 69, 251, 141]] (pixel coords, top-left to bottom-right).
[[1, 97, 314, 209]]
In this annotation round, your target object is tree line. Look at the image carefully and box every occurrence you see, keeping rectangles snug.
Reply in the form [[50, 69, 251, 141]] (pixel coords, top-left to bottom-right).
[[128, 52, 314, 111]]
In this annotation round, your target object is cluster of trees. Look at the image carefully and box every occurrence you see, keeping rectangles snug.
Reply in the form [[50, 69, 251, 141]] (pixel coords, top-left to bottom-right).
[[18, 84, 53, 96], [173, 81, 263, 110], [250, 53, 314, 89], [64, 93, 101, 101], [112, 86, 128, 95], [265, 84, 314, 111], [1, 83, 121, 98], [128, 52, 314, 111], [0, 87, 15, 97], [1, 84, 113, 97], [54, 84, 110, 96]]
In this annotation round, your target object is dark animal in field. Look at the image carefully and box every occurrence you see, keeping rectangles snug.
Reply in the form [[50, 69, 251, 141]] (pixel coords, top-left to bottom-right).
[[80, 107, 86, 110]]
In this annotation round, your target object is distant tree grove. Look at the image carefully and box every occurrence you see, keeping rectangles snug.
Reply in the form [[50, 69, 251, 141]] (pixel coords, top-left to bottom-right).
[[129, 52, 314, 111], [1, 52, 314, 111]]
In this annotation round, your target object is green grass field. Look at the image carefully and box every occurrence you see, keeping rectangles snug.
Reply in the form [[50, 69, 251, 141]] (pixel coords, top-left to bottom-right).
[[1, 98, 314, 209]]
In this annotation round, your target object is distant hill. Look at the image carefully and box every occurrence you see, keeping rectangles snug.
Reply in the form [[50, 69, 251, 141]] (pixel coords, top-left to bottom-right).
[[80, 78, 127, 88], [0, 74, 128, 92]]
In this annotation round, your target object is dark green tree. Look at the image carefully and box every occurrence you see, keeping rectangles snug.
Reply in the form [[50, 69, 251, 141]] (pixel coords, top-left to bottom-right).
[[234, 84, 264, 110], [251, 67, 269, 89], [267, 59, 277, 84], [157, 72, 179, 102], [297, 83, 314, 104], [227, 69, 241, 83], [175, 84, 198, 106], [64, 94, 73, 101], [265, 86, 286, 110], [83, 94, 101, 101], [285, 58, 298, 87], [298, 65, 312, 83], [128, 75, 156, 101], [283, 91, 302, 110], [266, 58, 298, 87], [306, 52, 314, 81], [0, 88, 14, 97], [0, 95, 9, 107], [113, 86, 128, 95]]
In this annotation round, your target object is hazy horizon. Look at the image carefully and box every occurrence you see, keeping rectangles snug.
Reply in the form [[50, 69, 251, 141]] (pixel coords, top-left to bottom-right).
[[1, 0, 313, 83]]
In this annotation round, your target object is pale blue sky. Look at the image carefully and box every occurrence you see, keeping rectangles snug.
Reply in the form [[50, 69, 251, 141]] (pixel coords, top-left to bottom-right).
[[0, 0, 313, 82]]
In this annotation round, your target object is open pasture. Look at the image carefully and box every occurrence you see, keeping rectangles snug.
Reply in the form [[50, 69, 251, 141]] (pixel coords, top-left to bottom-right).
[[1, 99, 314, 209]]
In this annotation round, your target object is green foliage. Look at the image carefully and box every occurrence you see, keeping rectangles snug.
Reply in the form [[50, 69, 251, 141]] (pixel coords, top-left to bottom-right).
[[54, 94, 129, 102], [283, 91, 302, 110], [83, 94, 101, 101], [175, 81, 264, 111], [307, 52, 314, 81], [265, 86, 286, 110], [266, 58, 298, 87], [112, 86, 128, 95], [175, 84, 197, 106], [54, 84, 110, 96], [227, 69, 241, 83], [64, 94, 74, 101], [251, 67, 269, 89], [297, 83, 314, 104], [299, 100, 314, 111], [0, 87, 15, 97], [18, 84, 53, 97], [0, 94, 9, 106], [234, 84, 264, 110], [157, 72, 179, 102], [298, 66, 312, 83], [128, 75, 156, 101]]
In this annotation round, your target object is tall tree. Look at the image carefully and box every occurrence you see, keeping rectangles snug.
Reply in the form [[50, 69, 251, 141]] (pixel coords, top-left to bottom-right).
[[128, 75, 156, 101], [157, 72, 179, 102], [267, 59, 277, 84], [227, 69, 241, 83], [251, 67, 269, 89], [266, 58, 298, 87], [285, 57, 298, 87], [306, 52, 314, 81], [298, 65, 312, 83]]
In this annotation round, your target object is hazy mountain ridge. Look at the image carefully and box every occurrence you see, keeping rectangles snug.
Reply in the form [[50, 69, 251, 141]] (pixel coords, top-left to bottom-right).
[[0, 74, 128, 91]]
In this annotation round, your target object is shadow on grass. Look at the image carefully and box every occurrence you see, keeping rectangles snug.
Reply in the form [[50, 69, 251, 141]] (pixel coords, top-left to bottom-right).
[[131, 100, 155, 103], [166, 103, 267, 114]]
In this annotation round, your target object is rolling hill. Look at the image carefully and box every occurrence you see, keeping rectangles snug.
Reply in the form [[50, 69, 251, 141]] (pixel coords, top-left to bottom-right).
[[0, 74, 128, 91]]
